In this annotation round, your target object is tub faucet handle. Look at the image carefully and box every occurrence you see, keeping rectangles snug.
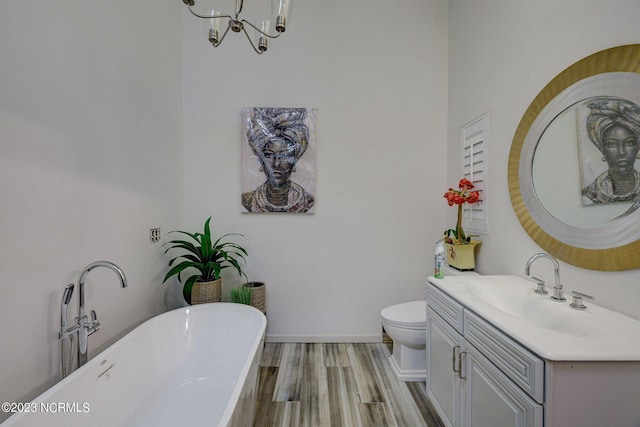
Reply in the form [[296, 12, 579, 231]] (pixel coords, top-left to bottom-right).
[[88, 310, 101, 335]]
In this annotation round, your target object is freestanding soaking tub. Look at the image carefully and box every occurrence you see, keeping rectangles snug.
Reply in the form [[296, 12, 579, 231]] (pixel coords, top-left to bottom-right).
[[1, 303, 267, 427]]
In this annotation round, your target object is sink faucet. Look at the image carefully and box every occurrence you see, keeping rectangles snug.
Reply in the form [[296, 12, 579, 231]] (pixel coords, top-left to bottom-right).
[[75, 261, 128, 370], [525, 253, 565, 301]]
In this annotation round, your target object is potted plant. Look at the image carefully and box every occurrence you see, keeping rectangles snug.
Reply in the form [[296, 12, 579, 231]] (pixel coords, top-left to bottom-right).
[[162, 217, 248, 304], [242, 281, 266, 313], [443, 178, 481, 270], [230, 281, 266, 313], [230, 286, 253, 305]]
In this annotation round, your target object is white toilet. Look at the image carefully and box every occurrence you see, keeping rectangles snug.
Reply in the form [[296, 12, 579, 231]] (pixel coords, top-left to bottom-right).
[[380, 300, 427, 382]]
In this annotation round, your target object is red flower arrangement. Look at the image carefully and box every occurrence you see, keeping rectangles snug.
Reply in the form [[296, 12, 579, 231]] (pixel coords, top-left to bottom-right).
[[444, 178, 480, 244]]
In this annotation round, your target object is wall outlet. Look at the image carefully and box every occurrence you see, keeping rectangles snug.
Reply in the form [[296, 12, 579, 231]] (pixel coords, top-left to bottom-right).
[[150, 228, 161, 243]]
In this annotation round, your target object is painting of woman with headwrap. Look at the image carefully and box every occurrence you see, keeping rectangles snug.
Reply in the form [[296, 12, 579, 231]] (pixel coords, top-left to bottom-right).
[[579, 97, 640, 205], [241, 107, 316, 213]]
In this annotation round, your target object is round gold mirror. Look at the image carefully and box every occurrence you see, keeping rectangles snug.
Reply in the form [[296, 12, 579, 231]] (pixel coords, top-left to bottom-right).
[[509, 44, 640, 271]]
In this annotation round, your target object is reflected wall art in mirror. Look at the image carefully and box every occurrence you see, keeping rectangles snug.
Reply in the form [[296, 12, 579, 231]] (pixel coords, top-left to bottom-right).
[[509, 45, 640, 270]]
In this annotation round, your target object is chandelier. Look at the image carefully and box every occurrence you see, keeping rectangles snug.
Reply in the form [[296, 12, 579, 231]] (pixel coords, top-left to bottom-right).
[[181, 0, 292, 54]]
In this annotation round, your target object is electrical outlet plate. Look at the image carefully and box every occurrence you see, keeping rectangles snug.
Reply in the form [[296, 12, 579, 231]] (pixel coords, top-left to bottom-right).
[[150, 228, 161, 243]]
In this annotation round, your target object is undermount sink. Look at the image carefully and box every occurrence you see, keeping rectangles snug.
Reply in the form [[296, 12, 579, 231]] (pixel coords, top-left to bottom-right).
[[429, 275, 640, 360]]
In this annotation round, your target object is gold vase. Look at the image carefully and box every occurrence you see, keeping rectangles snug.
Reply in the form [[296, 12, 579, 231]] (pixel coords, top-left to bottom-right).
[[445, 240, 481, 271], [191, 278, 222, 304]]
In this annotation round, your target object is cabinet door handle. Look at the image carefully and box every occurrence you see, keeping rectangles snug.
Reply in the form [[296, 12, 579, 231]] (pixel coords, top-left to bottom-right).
[[452, 345, 460, 373], [458, 351, 467, 380]]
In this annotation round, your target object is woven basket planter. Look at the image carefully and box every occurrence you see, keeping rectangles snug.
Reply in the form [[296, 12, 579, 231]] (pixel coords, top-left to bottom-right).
[[243, 281, 266, 313], [191, 278, 222, 304]]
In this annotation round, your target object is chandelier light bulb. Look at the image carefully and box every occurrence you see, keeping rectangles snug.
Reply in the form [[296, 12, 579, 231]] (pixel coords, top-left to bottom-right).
[[272, 0, 291, 32], [206, 9, 221, 45], [256, 19, 270, 52]]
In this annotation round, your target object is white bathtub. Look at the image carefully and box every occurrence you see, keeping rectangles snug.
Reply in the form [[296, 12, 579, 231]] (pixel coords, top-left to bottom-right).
[[1, 303, 266, 427]]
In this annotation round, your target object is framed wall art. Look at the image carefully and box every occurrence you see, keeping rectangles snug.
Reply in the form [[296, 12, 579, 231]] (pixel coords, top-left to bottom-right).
[[241, 107, 316, 213]]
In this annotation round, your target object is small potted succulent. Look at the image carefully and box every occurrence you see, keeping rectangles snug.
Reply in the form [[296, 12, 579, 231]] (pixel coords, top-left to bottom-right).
[[162, 217, 247, 304]]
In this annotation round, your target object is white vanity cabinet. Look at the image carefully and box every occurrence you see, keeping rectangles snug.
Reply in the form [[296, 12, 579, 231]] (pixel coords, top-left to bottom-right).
[[426, 282, 543, 427], [427, 277, 640, 427]]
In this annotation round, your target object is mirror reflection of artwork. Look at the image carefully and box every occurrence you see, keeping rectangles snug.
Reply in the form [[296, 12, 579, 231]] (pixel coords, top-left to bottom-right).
[[578, 97, 640, 205], [241, 107, 316, 213], [509, 45, 640, 271]]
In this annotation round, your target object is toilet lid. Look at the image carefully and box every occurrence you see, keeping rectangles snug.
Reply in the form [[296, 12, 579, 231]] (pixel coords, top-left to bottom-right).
[[381, 300, 426, 327]]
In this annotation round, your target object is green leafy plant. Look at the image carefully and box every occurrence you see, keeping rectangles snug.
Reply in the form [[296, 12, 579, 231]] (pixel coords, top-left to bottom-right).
[[162, 217, 248, 303], [230, 286, 252, 305]]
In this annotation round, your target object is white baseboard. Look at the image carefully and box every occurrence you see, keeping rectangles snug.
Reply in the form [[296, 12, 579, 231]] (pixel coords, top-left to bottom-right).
[[265, 334, 381, 343]]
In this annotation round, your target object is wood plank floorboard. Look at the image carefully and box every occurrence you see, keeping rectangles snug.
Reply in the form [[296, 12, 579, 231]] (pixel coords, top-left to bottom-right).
[[253, 343, 444, 427]]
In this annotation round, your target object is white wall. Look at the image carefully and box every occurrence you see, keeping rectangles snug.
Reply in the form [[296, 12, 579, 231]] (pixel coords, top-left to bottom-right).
[[181, 0, 450, 341], [0, 1, 183, 420], [447, 0, 640, 318]]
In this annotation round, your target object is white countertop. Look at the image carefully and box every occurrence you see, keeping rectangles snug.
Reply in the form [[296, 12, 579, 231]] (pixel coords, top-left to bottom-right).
[[428, 275, 640, 361]]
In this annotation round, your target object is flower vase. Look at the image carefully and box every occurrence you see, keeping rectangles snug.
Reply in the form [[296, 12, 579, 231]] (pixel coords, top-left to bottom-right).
[[445, 240, 481, 271]]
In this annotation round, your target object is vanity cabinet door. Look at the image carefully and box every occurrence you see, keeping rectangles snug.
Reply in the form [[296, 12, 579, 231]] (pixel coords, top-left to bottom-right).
[[426, 307, 465, 427], [464, 310, 544, 403], [464, 344, 543, 427]]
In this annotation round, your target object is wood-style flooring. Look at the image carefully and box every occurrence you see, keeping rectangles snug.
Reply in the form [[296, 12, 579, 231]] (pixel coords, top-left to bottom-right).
[[253, 342, 444, 427]]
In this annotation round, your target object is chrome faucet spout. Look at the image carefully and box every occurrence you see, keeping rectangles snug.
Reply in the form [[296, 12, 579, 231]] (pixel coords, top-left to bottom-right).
[[78, 261, 128, 310], [525, 253, 565, 301], [77, 261, 128, 368]]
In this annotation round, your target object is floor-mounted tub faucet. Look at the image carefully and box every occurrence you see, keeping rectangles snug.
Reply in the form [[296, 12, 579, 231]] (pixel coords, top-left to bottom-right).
[[59, 261, 127, 377], [525, 253, 565, 301], [77, 261, 128, 367]]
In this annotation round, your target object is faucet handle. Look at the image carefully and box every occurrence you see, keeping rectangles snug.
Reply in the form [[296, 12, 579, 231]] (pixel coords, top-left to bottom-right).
[[89, 310, 101, 334], [531, 276, 548, 294], [570, 291, 595, 310]]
